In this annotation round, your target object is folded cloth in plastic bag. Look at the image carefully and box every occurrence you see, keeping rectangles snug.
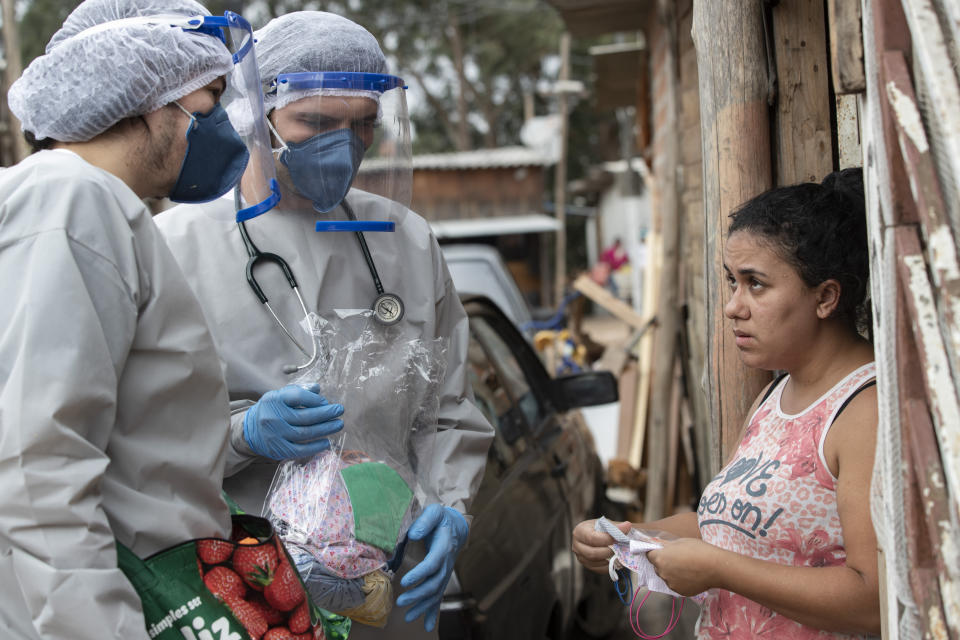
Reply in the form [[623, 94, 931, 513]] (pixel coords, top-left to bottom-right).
[[270, 449, 389, 579], [265, 309, 448, 627], [595, 516, 706, 604]]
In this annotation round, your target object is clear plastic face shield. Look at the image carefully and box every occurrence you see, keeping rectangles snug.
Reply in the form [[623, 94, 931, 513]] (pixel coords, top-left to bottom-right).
[[201, 13, 279, 221], [78, 12, 279, 221], [267, 72, 412, 218]]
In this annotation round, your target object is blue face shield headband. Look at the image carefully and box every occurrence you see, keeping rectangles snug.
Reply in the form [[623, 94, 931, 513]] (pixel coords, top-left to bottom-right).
[[169, 101, 249, 203]]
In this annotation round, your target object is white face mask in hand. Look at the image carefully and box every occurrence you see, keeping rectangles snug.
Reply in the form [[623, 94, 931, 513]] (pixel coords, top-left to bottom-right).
[[595, 517, 705, 640]]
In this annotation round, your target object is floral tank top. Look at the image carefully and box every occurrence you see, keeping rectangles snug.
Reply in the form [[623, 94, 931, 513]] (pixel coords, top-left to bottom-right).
[[695, 362, 876, 639]]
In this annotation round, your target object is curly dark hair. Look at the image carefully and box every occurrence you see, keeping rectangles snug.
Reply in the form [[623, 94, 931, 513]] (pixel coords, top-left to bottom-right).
[[24, 131, 54, 153], [728, 167, 869, 332]]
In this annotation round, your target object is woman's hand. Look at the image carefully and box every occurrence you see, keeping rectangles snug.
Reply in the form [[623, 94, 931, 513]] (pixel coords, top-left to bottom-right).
[[647, 538, 721, 596], [572, 518, 631, 574]]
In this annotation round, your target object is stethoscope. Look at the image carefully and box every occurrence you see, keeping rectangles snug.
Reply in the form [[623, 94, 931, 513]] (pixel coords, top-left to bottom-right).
[[235, 188, 405, 375]]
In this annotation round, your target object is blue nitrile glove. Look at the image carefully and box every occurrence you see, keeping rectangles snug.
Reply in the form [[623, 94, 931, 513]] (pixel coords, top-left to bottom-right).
[[396, 504, 469, 632], [243, 383, 344, 460]]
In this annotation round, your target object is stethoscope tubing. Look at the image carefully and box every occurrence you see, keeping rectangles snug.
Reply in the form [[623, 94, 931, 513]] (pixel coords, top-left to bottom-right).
[[234, 188, 399, 374]]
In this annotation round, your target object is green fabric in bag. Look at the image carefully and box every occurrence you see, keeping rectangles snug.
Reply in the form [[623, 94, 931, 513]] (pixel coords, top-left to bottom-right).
[[341, 461, 414, 552]]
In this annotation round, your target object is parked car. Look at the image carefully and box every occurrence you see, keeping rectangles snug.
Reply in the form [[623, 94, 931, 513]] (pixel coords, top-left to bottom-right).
[[440, 295, 625, 640], [441, 244, 534, 336]]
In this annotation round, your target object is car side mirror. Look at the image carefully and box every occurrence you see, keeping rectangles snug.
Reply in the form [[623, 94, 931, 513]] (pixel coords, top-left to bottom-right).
[[551, 371, 618, 411]]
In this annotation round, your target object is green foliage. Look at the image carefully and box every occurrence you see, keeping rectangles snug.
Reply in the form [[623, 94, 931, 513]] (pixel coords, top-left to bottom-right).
[[246, 0, 567, 154], [18, 0, 82, 65]]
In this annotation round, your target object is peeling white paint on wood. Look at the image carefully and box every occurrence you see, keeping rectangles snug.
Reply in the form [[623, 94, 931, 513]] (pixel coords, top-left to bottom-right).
[[900, 0, 960, 230], [887, 80, 929, 153], [937, 524, 960, 635], [836, 94, 862, 169], [927, 603, 947, 640], [928, 225, 960, 281], [931, 469, 944, 490], [904, 255, 960, 510]]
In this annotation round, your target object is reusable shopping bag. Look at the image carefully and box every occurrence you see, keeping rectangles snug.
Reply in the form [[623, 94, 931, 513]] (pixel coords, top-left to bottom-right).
[[117, 513, 351, 640]]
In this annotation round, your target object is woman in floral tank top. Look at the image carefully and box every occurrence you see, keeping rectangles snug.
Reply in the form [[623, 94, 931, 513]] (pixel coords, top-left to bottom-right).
[[573, 168, 880, 638]]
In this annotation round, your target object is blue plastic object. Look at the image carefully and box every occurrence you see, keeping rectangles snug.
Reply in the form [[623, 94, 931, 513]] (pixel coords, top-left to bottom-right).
[[615, 568, 633, 606], [315, 220, 395, 232], [519, 290, 582, 333], [276, 71, 406, 93], [236, 179, 281, 222]]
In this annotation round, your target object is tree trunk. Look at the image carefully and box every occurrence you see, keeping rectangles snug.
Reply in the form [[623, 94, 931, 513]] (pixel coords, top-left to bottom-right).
[[2, 0, 28, 164], [447, 12, 471, 151]]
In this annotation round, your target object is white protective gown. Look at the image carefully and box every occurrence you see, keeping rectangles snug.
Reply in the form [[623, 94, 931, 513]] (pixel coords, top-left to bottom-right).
[[156, 190, 494, 638], [0, 150, 233, 639]]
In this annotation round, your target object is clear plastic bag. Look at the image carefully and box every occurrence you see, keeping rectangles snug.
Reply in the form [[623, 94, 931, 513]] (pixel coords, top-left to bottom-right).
[[264, 309, 447, 624]]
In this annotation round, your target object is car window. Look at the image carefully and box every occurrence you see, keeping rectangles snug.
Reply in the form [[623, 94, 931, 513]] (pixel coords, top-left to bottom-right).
[[466, 323, 533, 472], [469, 316, 546, 431]]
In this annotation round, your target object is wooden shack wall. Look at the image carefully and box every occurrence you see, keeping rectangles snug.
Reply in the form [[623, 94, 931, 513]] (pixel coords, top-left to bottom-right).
[[675, 0, 711, 492], [410, 166, 545, 221]]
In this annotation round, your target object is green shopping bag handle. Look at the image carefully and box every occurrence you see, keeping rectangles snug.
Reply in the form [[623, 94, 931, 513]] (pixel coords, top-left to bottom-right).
[[116, 538, 249, 640]]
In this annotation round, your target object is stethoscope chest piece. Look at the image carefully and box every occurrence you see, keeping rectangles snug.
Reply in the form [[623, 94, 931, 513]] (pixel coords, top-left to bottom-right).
[[373, 292, 405, 325]]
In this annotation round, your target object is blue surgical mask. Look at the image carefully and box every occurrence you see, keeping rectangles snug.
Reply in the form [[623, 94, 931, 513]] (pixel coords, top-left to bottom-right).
[[273, 126, 366, 213], [169, 102, 249, 203]]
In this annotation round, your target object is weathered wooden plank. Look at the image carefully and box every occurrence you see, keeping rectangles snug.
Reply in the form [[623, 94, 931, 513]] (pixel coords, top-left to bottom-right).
[[897, 229, 960, 639], [642, 0, 685, 521], [664, 357, 682, 512], [903, 396, 960, 638], [572, 274, 651, 331], [930, 0, 960, 84], [898, 290, 956, 640], [835, 94, 862, 169], [884, 49, 960, 403], [692, 0, 772, 471], [897, 279, 960, 638], [898, 393, 945, 639], [900, 0, 960, 241], [827, 0, 867, 93], [616, 359, 639, 459], [870, 0, 915, 227], [773, 0, 835, 184], [895, 229, 960, 527], [861, 8, 914, 635]]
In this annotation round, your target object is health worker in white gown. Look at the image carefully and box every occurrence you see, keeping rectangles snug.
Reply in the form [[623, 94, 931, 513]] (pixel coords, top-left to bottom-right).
[[156, 11, 495, 639], [0, 0, 279, 638]]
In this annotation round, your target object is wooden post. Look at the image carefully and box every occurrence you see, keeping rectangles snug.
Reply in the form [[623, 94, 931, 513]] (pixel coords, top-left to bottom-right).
[[643, 0, 683, 521], [827, 0, 866, 93], [1, 0, 29, 163], [553, 33, 571, 308], [692, 0, 772, 471], [772, 0, 835, 184]]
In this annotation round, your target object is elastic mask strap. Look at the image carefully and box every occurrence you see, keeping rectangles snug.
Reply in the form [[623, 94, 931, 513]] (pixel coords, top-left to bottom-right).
[[614, 566, 633, 606], [266, 117, 288, 155], [629, 586, 684, 640], [609, 551, 684, 640], [173, 101, 197, 132], [608, 554, 622, 582]]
